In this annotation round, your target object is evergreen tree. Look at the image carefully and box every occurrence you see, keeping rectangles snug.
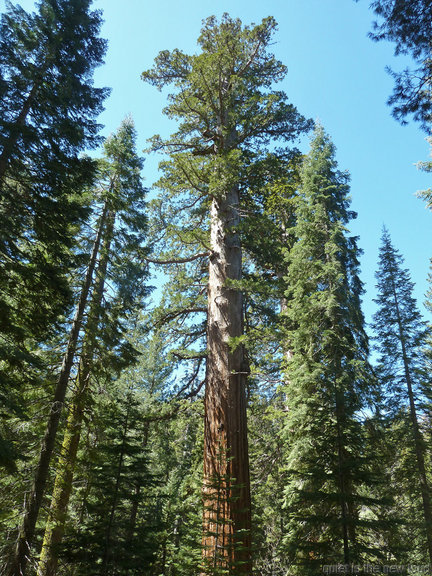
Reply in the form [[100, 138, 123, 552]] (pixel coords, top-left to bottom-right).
[[362, 0, 432, 130], [36, 118, 150, 576], [60, 388, 161, 576], [0, 0, 107, 470], [372, 227, 432, 563], [56, 327, 195, 576], [281, 126, 380, 572], [0, 0, 107, 179], [153, 404, 204, 576], [6, 192, 109, 576], [142, 15, 311, 573]]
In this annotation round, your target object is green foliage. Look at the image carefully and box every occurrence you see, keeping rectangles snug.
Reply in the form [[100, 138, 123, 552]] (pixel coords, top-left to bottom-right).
[[142, 13, 311, 400], [60, 389, 162, 575], [87, 118, 151, 378], [372, 228, 432, 563], [366, 0, 432, 129], [248, 392, 288, 576], [372, 228, 430, 413], [1, 6, 431, 575], [0, 0, 108, 470], [281, 126, 382, 572]]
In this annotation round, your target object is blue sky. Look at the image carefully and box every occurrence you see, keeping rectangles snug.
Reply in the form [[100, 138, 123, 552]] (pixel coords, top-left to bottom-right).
[[3, 0, 432, 329]]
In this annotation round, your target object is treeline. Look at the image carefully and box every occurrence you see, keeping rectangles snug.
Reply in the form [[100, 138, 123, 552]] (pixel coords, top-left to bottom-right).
[[0, 1, 432, 576]]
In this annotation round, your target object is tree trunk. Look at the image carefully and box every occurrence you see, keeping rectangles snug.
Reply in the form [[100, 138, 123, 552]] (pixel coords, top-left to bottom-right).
[[6, 204, 109, 576], [202, 185, 252, 574], [35, 389, 86, 576], [36, 210, 115, 576]]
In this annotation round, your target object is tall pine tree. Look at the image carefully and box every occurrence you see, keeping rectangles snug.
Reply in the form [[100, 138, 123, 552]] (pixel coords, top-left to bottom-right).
[[36, 118, 150, 576]]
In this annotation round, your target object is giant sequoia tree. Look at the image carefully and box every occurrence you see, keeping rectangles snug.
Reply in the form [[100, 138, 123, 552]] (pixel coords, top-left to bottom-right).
[[142, 15, 311, 574]]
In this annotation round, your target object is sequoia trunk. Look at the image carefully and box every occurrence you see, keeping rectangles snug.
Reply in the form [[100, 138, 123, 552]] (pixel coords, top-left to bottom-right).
[[202, 187, 252, 574]]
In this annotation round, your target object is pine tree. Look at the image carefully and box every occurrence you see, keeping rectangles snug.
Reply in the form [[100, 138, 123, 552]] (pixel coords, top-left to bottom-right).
[[142, 15, 311, 573], [372, 227, 432, 563], [0, 0, 107, 180], [55, 326, 182, 576], [153, 404, 204, 576], [281, 126, 380, 573]]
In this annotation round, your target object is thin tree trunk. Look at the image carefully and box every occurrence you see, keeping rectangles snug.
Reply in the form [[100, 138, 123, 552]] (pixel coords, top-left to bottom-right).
[[391, 277, 432, 564], [35, 389, 85, 576], [36, 210, 115, 576], [6, 204, 109, 576], [202, 184, 252, 574]]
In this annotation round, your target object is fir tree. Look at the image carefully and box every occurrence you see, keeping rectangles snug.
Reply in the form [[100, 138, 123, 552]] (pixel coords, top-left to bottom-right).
[[60, 388, 161, 576], [281, 126, 379, 572], [0, 0, 107, 471], [372, 227, 432, 563], [6, 193, 109, 576], [36, 118, 150, 576], [363, 0, 432, 130]]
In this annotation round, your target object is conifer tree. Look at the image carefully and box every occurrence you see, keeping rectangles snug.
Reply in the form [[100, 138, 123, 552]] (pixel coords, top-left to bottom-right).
[[59, 388, 161, 576], [36, 118, 150, 576], [142, 16, 311, 573], [0, 0, 107, 470], [372, 228, 432, 563], [363, 0, 432, 130], [281, 126, 378, 572], [5, 194, 108, 576], [55, 327, 183, 576]]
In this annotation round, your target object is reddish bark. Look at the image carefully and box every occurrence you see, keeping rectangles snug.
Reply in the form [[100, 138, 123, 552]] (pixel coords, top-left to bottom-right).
[[202, 189, 251, 575]]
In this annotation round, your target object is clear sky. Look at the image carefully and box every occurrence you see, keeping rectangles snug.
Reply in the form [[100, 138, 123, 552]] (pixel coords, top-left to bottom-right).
[[2, 0, 432, 330]]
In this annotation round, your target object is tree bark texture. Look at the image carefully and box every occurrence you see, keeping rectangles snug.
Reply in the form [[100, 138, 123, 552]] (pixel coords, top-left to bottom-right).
[[202, 187, 252, 575]]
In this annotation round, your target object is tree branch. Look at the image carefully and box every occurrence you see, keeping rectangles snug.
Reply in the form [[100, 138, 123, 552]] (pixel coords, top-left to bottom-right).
[[144, 251, 210, 265]]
